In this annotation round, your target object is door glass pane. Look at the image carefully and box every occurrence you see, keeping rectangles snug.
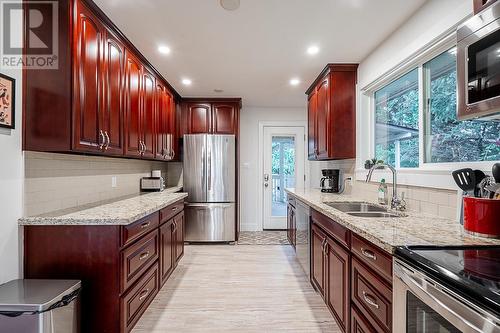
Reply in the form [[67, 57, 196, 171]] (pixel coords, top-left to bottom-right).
[[407, 292, 460, 333], [271, 136, 295, 217], [424, 48, 500, 162], [374, 69, 419, 168]]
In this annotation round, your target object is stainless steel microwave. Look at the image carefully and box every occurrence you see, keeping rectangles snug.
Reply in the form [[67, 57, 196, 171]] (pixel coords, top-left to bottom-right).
[[457, 1, 500, 120]]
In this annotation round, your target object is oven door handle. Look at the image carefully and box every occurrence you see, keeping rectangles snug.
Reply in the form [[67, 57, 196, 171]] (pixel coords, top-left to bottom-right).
[[395, 261, 495, 333]]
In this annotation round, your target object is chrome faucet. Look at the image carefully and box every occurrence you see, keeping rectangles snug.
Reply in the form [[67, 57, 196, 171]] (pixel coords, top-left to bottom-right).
[[366, 163, 406, 211]]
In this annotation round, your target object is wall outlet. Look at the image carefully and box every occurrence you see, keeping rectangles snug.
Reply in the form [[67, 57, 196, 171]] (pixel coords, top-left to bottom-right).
[[111, 176, 117, 188]]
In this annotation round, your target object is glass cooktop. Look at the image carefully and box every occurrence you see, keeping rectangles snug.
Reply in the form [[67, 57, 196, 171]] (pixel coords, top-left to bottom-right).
[[395, 246, 500, 318]]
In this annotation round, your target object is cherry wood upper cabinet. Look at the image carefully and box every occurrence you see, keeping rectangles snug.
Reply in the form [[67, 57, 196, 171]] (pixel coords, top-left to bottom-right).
[[102, 31, 125, 155], [306, 64, 358, 161], [155, 83, 176, 160], [182, 99, 241, 135], [23, 0, 182, 161], [213, 103, 237, 134], [73, 0, 104, 152], [141, 68, 156, 159], [124, 51, 143, 158], [186, 103, 212, 134]]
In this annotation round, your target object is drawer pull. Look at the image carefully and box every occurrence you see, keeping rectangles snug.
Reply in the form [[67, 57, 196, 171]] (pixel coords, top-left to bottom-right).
[[361, 248, 377, 261], [172, 207, 178, 211], [362, 291, 379, 309], [139, 252, 150, 260], [138, 289, 150, 301], [140, 222, 150, 229]]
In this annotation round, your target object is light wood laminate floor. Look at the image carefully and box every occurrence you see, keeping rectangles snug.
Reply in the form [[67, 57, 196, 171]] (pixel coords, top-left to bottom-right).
[[132, 245, 340, 333]]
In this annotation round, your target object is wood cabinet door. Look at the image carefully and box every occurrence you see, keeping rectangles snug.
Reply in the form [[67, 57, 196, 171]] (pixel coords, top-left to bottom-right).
[[102, 30, 124, 155], [212, 103, 237, 134], [141, 68, 156, 159], [160, 220, 175, 285], [287, 204, 292, 244], [124, 51, 142, 157], [186, 103, 212, 134], [73, 0, 104, 152], [154, 82, 168, 160], [351, 305, 377, 333], [174, 211, 184, 263], [311, 224, 326, 296], [307, 90, 318, 159], [325, 237, 350, 332], [316, 76, 330, 159]]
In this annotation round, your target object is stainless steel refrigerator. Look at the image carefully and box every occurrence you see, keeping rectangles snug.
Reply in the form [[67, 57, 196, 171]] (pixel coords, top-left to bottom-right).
[[183, 134, 236, 242]]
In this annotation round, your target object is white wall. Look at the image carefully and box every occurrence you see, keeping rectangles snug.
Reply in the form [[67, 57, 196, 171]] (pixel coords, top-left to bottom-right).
[[239, 106, 306, 231], [0, 67, 23, 284]]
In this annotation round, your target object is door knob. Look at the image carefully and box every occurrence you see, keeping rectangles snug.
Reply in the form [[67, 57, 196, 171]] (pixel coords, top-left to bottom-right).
[[264, 183, 269, 188], [264, 174, 269, 181]]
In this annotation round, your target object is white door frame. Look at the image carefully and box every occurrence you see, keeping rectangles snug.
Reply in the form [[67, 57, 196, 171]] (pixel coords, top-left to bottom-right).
[[258, 121, 308, 231]]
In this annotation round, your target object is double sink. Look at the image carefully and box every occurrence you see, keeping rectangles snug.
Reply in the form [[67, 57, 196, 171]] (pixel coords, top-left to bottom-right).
[[324, 202, 404, 218]]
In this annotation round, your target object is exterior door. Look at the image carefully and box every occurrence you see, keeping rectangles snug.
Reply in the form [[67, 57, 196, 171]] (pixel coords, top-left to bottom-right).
[[186, 103, 211, 133], [262, 126, 305, 230], [160, 220, 174, 285], [141, 69, 155, 158], [102, 31, 124, 155], [212, 103, 237, 134], [311, 224, 326, 296], [73, 1, 104, 152], [326, 237, 350, 332], [124, 51, 142, 157], [316, 76, 330, 159]]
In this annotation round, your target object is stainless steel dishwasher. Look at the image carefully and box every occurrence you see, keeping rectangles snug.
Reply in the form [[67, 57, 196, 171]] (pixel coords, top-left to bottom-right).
[[295, 199, 310, 277]]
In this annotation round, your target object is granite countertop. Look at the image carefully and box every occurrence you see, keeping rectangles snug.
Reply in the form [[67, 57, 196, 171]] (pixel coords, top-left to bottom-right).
[[19, 186, 187, 226], [286, 188, 500, 253]]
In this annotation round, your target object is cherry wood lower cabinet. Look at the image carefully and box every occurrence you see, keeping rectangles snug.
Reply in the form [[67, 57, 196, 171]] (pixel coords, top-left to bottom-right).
[[287, 197, 296, 248], [24, 200, 185, 333], [308, 208, 393, 333]]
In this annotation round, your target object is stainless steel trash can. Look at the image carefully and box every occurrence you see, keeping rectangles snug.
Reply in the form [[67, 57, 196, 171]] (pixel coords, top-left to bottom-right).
[[0, 279, 81, 333]]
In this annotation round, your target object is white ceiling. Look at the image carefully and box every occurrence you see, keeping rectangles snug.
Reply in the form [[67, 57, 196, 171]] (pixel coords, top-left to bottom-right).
[[94, 0, 427, 107]]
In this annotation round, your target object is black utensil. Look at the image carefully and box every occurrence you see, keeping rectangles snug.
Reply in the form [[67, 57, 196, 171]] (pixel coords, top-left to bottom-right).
[[474, 170, 486, 197], [452, 168, 476, 196], [493, 163, 500, 183]]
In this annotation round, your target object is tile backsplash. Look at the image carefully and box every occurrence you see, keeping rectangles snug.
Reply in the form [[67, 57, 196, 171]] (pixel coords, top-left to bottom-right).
[[309, 159, 459, 221], [24, 152, 170, 216]]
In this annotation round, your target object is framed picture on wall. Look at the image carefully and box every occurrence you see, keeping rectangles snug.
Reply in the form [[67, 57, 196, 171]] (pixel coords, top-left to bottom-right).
[[0, 73, 15, 129]]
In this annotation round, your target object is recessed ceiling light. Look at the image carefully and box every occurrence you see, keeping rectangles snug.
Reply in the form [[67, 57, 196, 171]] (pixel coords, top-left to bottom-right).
[[290, 78, 300, 86], [182, 78, 192, 86], [158, 45, 171, 55], [307, 45, 319, 55], [220, 0, 240, 10]]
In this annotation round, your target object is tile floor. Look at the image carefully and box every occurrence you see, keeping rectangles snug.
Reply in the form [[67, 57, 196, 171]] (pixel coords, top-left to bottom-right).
[[132, 244, 340, 332]]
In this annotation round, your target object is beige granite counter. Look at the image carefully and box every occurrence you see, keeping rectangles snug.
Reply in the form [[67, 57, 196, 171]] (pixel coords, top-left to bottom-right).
[[286, 188, 500, 253], [19, 187, 187, 226]]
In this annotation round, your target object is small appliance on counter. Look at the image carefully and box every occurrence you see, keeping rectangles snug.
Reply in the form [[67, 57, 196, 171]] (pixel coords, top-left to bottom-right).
[[320, 169, 340, 193], [394, 246, 500, 332], [140, 170, 165, 192]]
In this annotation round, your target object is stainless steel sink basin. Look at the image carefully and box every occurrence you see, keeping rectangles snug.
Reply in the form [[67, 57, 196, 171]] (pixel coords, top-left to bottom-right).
[[347, 212, 402, 218], [324, 202, 388, 213]]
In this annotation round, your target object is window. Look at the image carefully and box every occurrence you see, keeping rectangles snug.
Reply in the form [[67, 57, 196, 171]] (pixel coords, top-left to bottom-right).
[[375, 69, 419, 168], [423, 49, 500, 163], [372, 47, 500, 169]]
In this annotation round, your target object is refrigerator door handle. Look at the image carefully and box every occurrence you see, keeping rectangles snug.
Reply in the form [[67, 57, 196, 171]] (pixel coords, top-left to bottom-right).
[[207, 141, 212, 192], [186, 203, 234, 208]]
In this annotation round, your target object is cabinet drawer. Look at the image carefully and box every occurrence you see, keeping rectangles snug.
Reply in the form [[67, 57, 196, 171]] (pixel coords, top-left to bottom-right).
[[351, 304, 378, 333], [352, 258, 392, 332], [121, 230, 159, 292], [160, 200, 184, 225], [351, 234, 392, 282], [311, 209, 350, 248], [121, 263, 159, 332], [122, 212, 159, 247]]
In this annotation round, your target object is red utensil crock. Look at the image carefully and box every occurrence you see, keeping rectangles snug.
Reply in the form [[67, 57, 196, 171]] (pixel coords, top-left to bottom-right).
[[463, 197, 500, 238]]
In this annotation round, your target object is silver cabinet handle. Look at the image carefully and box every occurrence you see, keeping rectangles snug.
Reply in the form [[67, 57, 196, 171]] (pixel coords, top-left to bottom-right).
[[98, 130, 105, 150], [362, 291, 379, 309], [170, 149, 175, 159], [140, 221, 150, 229], [139, 289, 149, 301], [139, 251, 150, 261], [104, 131, 110, 150], [361, 248, 377, 261]]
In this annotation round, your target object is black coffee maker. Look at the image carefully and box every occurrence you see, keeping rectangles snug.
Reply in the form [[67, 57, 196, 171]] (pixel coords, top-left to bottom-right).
[[320, 169, 340, 193]]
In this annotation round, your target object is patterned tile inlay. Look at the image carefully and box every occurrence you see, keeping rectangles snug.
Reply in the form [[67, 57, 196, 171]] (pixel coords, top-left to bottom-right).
[[238, 231, 290, 245]]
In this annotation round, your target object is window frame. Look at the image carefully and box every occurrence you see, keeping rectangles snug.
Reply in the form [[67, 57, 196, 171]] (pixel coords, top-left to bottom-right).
[[359, 33, 497, 189]]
